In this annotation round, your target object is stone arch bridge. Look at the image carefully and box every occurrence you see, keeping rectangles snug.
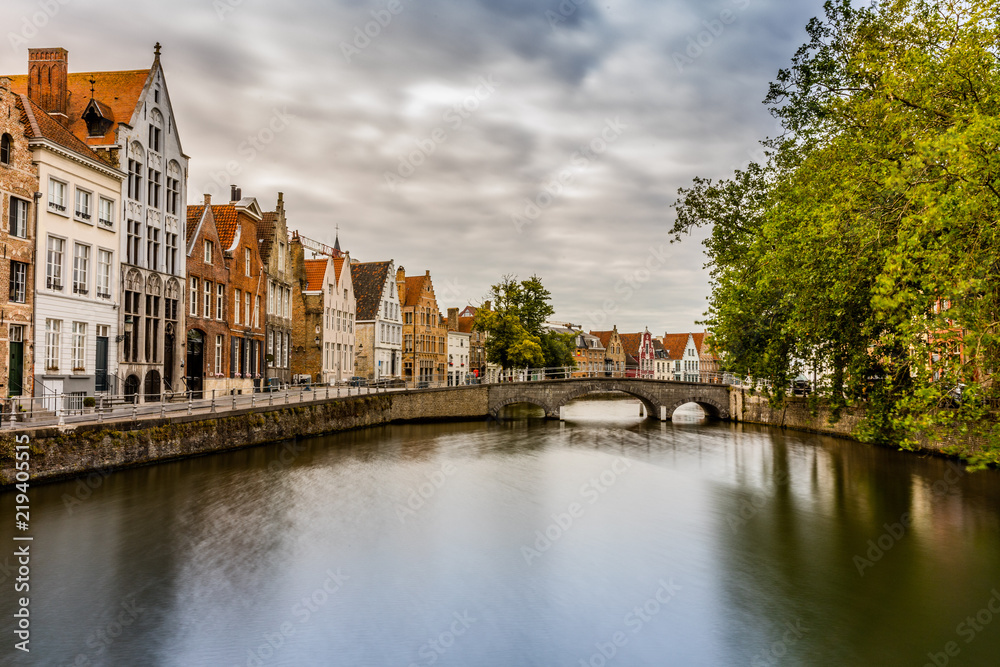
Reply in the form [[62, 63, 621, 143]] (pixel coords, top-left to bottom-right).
[[488, 377, 731, 421]]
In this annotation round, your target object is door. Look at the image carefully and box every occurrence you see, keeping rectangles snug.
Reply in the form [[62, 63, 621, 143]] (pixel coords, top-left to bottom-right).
[[43, 379, 63, 413], [95, 336, 109, 392], [8, 342, 23, 396], [186, 330, 204, 399]]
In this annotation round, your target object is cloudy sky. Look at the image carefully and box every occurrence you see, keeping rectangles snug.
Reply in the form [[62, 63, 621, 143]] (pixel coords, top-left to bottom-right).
[[3, 0, 827, 333]]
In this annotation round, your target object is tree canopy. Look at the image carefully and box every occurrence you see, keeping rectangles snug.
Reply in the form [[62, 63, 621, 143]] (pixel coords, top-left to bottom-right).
[[473, 275, 575, 371], [672, 0, 1000, 465]]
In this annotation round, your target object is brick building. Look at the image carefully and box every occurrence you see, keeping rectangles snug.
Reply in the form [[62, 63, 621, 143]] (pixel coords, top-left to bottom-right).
[[621, 329, 655, 378], [0, 78, 37, 401], [591, 326, 626, 377], [212, 188, 266, 392], [259, 193, 293, 388], [184, 196, 233, 396], [457, 304, 491, 381], [397, 267, 446, 385], [289, 232, 323, 382]]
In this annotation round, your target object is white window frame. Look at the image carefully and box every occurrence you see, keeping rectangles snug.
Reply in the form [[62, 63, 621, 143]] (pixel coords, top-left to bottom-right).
[[46, 236, 65, 291], [97, 249, 113, 299], [74, 188, 93, 223], [72, 243, 90, 295], [72, 322, 87, 370], [45, 319, 62, 370], [98, 197, 115, 229], [48, 178, 67, 214]]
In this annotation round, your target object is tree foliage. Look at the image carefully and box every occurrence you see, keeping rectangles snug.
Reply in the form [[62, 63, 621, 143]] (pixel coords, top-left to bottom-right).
[[473, 275, 566, 370], [672, 0, 1000, 465]]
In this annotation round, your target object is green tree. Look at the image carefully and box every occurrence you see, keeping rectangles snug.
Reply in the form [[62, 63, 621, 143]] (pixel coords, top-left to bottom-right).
[[473, 275, 563, 370], [540, 330, 577, 373], [672, 0, 1000, 465]]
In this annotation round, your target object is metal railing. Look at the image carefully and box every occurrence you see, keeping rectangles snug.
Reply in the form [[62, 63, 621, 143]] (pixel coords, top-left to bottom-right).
[[1, 370, 744, 429]]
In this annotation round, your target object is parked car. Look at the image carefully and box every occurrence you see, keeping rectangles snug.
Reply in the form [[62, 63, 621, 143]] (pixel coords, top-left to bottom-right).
[[791, 378, 812, 396], [347, 376, 368, 387]]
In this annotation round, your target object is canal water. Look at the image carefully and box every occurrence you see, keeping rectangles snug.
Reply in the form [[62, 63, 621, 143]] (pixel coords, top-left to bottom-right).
[[4, 397, 1000, 666]]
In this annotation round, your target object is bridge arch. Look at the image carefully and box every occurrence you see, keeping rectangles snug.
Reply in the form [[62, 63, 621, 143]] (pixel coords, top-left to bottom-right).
[[664, 396, 729, 421], [553, 382, 659, 418]]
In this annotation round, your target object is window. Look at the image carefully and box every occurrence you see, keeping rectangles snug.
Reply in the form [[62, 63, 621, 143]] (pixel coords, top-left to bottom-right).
[[124, 290, 139, 362], [46, 236, 64, 290], [215, 335, 223, 373], [217, 284, 224, 321], [201, 281, 210, 318], [278, 242, 285, 271], [9, 197, 28, 238], [254, 296, 260, 328], [72, 243, 90, 295], [269, 283, 275, 314], [166, 176, 179, 215], [0, 133, 10, 164], [127, 220, 141, 265], [165, 232, 178, 274], [234, 289, 242, 325], [48, 179, 67, 212], [190, 278, 199, 316], [146, 226, 160, 269], [72, 322, 86, 370], [97, 250, 112, 299], [145, 293, 160, 363], [98, 197, 114, 228], [245, 248, 251, 276], [147, 168, 161, 208], [9, 261, 27, 303], [149, 124, 162, 152], [75, 189, 92, 221], [244, 292, 251, 326], [45, 319, 61, 370], [128, 159, 142, 201], [204, 240, 214, 264]]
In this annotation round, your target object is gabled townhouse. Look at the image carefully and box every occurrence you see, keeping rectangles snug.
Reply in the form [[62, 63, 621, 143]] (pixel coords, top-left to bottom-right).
[[211, 189, 266, 392], [397, 267, 446, 385], [652, 339, 671, 380], [289, 232, 355, 384], [352, 259, 402, 382], [445, 310, 471, 386], [184, 196, 232, 397], [10, 45, 191, 401], [13, 89, 124, 408], [259, 193, 293, 388], [591, 326, 626, 377], [660, 333, 700, 382], [692, 332, 721, 382], [457, 304, 491, 382], [0, 78, 37, 402], [621, 329, 655, 378]]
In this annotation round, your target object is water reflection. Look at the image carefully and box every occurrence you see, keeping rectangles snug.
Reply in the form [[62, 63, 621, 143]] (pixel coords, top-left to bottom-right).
[[2, 399, 999, 666]]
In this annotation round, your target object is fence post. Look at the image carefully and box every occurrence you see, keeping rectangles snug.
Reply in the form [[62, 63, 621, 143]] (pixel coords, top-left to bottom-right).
[[326, 384, 330, 400], [187, 391, 193, 415], [232, 394, 237, 411], [251, 393, 256, 408], [211, 390, 217, 413], [131, 402, 137, 422], [269, 391, 273, 407]]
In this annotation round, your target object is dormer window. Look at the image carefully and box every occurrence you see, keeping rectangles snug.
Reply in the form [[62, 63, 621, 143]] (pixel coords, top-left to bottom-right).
[[82, 99, 114, 138], [0, 133, 11, 164]]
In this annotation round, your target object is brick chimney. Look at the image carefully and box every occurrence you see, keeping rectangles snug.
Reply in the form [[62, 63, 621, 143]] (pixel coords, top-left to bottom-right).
[[27, 48, 69, 127], [447, 308, 459, 331], [204, 194, 212, 205]]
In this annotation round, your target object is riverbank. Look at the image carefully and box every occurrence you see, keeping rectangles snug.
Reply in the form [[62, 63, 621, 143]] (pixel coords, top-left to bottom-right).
[[0, 386, 489, 488]]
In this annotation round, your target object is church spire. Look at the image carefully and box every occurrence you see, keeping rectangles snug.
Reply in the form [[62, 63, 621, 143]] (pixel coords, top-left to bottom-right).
[[334, 224, 341, 252]]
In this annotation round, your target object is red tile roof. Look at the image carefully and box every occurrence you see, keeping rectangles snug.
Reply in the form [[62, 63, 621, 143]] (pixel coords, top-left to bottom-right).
[[14, 93, 106, 164], [8, 69, 151, 146], [186, 205, 205, 246], [457, 316, 476, 333], [619, 333, 644, 360], [303, 259, 327, 292], [333, 257, 346, 288], [211, 205, 240, 250], [659, 334, 690, 361], [590, 330, 615, 348], [691, 332, 719, 360], [402, 275, 427, 307]]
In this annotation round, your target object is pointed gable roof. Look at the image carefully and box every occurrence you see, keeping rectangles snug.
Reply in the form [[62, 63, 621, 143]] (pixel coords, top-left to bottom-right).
[[14, 93, 108, 165], [186, 205, 205, 247], [619, 333, 645, 361], [590, 331, 615, 348], [402, 275, 428, 307], [351, 261, 392, 321], [257, 211, 276, 265], [333, 256, 347, 288], [8, 68, 151, 146], [659, 334, 692, 361], [303, 259, 327, 292]]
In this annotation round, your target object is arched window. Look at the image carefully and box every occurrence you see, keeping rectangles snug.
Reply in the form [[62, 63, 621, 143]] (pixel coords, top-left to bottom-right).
[[149, 109, 163, 152], [0, 133, 11, 164]]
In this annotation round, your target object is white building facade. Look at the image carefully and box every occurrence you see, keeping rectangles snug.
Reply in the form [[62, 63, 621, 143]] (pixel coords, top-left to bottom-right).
[[321, 253, 356, 384], [25, 106, 124, 406], [447, 330, 471, 386]]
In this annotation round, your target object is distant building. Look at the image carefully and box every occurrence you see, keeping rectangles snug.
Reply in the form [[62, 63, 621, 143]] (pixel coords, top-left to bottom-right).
[[620, 329, 655, 378], [352, 259, 402, 382], [397, 267, 446, 385], [259, 193, 293, 388], [659, 333, 700, 382], [445, 313, 471, 386], [590, 326, 626, 377], [457, 304, 491, 381]]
